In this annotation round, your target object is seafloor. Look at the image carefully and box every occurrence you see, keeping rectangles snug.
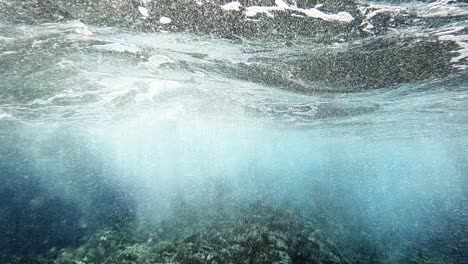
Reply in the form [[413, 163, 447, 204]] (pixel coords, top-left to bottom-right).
[[12, 202, 445, 264]]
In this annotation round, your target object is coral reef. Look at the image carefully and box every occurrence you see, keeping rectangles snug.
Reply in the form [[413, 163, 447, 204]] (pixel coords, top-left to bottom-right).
[[22, 202, 350, 264]]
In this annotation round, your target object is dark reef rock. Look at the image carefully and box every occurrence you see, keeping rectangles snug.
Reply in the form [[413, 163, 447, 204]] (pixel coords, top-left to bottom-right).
[[8, 197, 455, 264], [25, 202, 350, 264]]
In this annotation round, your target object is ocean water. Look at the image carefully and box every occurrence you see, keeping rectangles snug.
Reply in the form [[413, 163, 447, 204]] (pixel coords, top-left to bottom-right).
[[1, 0, 467, 263]]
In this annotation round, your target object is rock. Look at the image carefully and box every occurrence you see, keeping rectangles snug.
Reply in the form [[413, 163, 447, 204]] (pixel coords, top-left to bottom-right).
[[31, 202, 350, 264]]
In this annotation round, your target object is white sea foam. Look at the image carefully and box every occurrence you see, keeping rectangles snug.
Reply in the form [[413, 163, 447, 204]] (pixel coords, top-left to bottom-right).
[[138, 6, 150, 18], [221, 1, 241, 12], [159, 17, 172, 24], [275, 0, 289, 9], [438, 34, 468, 70], [1, 51, 18, 55], [222, 1, 354, 23], [298, 8, 354, 23]]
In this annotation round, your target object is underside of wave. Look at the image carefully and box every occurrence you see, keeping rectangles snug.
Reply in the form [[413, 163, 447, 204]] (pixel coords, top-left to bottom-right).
[[0, 0, 466, 40], [1, 1, 466, 91]]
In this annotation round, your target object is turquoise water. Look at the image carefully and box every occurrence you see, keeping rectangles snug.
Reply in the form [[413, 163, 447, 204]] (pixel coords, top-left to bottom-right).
[[1, 1, 468, 263]]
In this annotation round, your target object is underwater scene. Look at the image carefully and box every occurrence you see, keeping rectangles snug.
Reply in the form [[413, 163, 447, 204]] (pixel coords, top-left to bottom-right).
[[0, 0, 467, 263]]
